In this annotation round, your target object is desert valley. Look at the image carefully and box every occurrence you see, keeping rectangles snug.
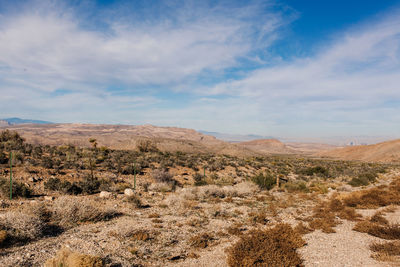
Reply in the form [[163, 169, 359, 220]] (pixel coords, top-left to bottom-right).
[[0, 121, 399, 266], [1, 1, 400, 266]]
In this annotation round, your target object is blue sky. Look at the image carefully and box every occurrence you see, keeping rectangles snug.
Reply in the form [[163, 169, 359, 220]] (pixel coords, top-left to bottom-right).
[[0, 0, 400, 140]]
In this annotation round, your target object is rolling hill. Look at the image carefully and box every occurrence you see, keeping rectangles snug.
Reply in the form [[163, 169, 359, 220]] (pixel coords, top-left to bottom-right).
[[318, 139, 400, 163]]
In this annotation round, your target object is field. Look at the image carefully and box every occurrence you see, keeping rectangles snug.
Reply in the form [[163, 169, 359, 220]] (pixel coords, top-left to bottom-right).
[[0, 129, 399, 266]]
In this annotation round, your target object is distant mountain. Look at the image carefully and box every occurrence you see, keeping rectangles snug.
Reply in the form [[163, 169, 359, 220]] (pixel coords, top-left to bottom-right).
[[199, 130, 275, 142], [1, 117, 53, 125]]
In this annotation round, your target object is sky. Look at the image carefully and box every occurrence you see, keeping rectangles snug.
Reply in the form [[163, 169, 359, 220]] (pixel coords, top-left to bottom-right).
[[0, 0, 400, 140]]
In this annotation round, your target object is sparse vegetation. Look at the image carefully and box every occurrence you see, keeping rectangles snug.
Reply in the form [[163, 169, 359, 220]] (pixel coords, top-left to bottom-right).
[[227, 223, 305, 267], [0, 129, 399, 266], [251, 171, 276, 190], [44, 248, 103, 267]]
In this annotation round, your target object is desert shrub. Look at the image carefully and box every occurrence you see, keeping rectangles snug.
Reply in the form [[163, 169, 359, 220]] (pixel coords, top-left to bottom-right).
[[348, 172, 378, 187], [0, 211, 45, 243], [353, 221, 400, 240], [0, 149, 7, 164], [44, 248, 103, 267], [41, 156, 54, 169], [342, 186, 400, 208], [227, 223, 305, 267], [131, 230, 152, 241], [44, 177, 83, 195], [151, 168, 174, 184], [189, 233, 215, 248], [370, 241, 400, 257], [248, 211, 269, 225], [299, 166, 329, 177], [0, 177, 31, 198], [136, 139, 158, 152], [79, 176, 102, 194], [294, 222, 313, 235], [193, 172, 207, 186], [125, 194, 144, 209], [148, 182, 174, 192], [0, 130, 25, 151], [285, 181, 309, 193], [52, 196, 119, 228], [251, 172, 276, 190]]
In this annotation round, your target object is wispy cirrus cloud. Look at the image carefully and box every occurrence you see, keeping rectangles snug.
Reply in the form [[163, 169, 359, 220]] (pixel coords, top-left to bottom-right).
[[197, 9, 400, 137]]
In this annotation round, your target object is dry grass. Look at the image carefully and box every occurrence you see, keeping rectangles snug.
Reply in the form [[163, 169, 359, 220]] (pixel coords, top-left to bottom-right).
[[370, 241, 400, 256], [307, 203, 341, 233], [342, 180, 400, 209], [294, 222, 313, 235], [353, 221, 400, 240], [0, 211, 45, 243], [227, 223, 305, 267], [248, 211, 269, 225], [44, 248, 103, 267], [52, 196, 119, 228], [226, 223, 247, 236], [189, 233, 215, 248], [130, 230, 152, 241]]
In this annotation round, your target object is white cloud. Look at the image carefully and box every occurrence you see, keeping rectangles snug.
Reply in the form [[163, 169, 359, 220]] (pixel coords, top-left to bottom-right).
[[0, 0, 286, 92], [196, 11, 400, 137]]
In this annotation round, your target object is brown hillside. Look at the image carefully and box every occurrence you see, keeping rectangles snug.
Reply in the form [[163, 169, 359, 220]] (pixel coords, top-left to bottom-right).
[[238, 139, 295, 154], [0, 123, 256, 156], [318, 139, 400, 163]]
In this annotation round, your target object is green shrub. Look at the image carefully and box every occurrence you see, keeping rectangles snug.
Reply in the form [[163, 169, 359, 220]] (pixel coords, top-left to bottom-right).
[[0, 177, 31, 198], [300, 166, 329, 177], [348, 172, 378, 187], [251, 172, 276, 190], [285, 181, 309, 193], [193, 173, 207, 186]]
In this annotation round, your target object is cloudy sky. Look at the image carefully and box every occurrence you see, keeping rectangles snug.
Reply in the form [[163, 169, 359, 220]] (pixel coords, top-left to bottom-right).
[[0, 0, 400, 139]]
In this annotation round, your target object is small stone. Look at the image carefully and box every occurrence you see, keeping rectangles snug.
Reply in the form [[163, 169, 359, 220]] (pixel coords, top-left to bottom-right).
[[99, 191, 112, 198], [124, 188, 134, 197]]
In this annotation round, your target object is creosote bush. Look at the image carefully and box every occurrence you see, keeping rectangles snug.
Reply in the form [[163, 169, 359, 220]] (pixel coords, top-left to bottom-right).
[[151, 168, 174, 184], [0, 177, 31, 198], [251, 172, 276, 190], [227, 223, 305, 267]]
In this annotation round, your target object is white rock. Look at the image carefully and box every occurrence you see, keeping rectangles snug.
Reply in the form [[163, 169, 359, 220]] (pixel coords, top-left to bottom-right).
[[99, 191, 112, 198], [124, 188, 135, 196]]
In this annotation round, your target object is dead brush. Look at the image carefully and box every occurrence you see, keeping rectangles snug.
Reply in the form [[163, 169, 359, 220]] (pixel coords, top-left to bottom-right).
[[226, 223, 247, 236], [248, 210, 269, 225], [0, 211, 45, 244], [130, 230, 152, 241], [306, 197, 362, 233], [52, 196, 119, 228], [294, 222, 313, 235], [370, 241, 400, 261], [226, 223, 305, 267], [342, 184, 400, 209], [44, 247, 103, 267], [189, 232, 215, 248], [353, 221, 400, 240], [307, 203, 341, 233]]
